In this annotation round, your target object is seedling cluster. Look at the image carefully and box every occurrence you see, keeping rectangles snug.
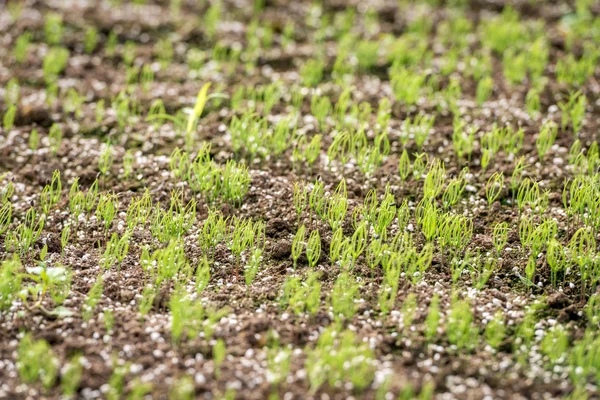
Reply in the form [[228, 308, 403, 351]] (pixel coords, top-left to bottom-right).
[[1, 0, 600, 399]]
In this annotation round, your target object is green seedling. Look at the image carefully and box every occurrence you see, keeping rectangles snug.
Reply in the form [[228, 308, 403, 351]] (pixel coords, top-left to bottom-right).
[[14, 32, 31, 63], [485, 172, 504, 208], [292, 225, 306, 270], [82, 275, 103, 321], [331, 272, 359, 320], [306, 229, 321, 269], [447, 296, 478, 350], [293, 182, 307, 226], [280, 271, 321, 316], [485, 311, 506, 351], [559, 91, 586, 136], [17, 333, 59, 389], [536, 121, 558, 161], [0, 255, 22, 311], [48, 123, 63, 155], [213, 338, 226, 378], [492, 222, 509, 255], [425, 294, 441, 342], [305, 326, 375, 393]]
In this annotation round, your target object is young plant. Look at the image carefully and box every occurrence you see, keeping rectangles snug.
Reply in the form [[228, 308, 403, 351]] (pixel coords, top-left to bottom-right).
[[536, 121, 558, 161], [306, 229, 321, 269], [61, 354, 83, 397], [293, 181, 307, 226], [492, 222, 509, 255], [213, 338, 226, 378], [485, 311, 506, 351], [447, 296, 478, 350], [291, 225, 306, 270], [82, 275, 103, 321], [48, 123, 63, 155], [17, 333, 59, 389], [424, 294, 441, 342], [485, 172, 504, 208]]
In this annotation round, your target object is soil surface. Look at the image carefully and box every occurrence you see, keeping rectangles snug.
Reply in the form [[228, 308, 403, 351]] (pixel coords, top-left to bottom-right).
[[0, 0, 599, 399]]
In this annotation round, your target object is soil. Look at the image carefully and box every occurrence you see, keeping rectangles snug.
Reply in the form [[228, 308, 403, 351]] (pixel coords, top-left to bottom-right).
[[0, 0, 599, 399]]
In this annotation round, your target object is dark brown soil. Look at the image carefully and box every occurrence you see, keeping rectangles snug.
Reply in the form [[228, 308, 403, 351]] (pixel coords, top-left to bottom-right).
[[1, 0, 599, 399]]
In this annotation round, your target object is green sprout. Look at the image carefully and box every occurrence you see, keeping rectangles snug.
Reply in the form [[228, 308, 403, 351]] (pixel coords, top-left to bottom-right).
[[306, 229, 321, 269]]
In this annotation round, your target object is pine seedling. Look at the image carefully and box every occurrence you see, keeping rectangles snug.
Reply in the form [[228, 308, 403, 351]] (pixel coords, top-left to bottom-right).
[[293, 181, 307, 226], [29, 128, 39, 151], [536, 120, 558, 161], [102, 232, 130, 271], [122, 150, 134, 179], [14, 32, 31, 64], [0, 201, 12, 236], [98, 143, 114, 177], [82, 275, 103, 321], [169, 376, 195, 400], [423, 158, 445, 200], [17, 333, 58, 389], [378, 255, 402, 316], [400, 293, 418, 332], [416, 200, 438, 243], [442, 168, 467, 209], [569, 227, 596, 296], [326, 193, 348, 232], [305, 326, 375, 393], [292, 225, 306, 270], [96, 193, 118, 235], [424, 294, 441, 342], [60, 224, 71, 255], [3, 106, 16, 131], [195, 255, 211, 295], [476, 76, 493, 105], [492, 222, 509, 255], [524, 256, 536, 288], [300, 58, 325, 87], [559, 91, 586, 136], [471, 254, 496, 290], [48, 123, 62, 155], [40, 170, 62, 215], [198, 209, 227, 259], [398, 149, 411, 181], [61, 354, 83, 397], [213, 339, 226, 378], [138, 285, 156, 319], [4, 78, 20, 107], [10, 207, 45, 257], [308, 180, 326, 222], [447, 296, 478, 351], [485, 311, 505, 351], [414, 152, 429, 179], [331, 272, 359, 320], [485, 172, 504, 208], [45, 13, 63, 45], [0, 255, 22, 311], [540, 324, 569, 364], [306, 229, 321, 269], [547, 239, 565, 287], [244, 247, 262, 286]]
